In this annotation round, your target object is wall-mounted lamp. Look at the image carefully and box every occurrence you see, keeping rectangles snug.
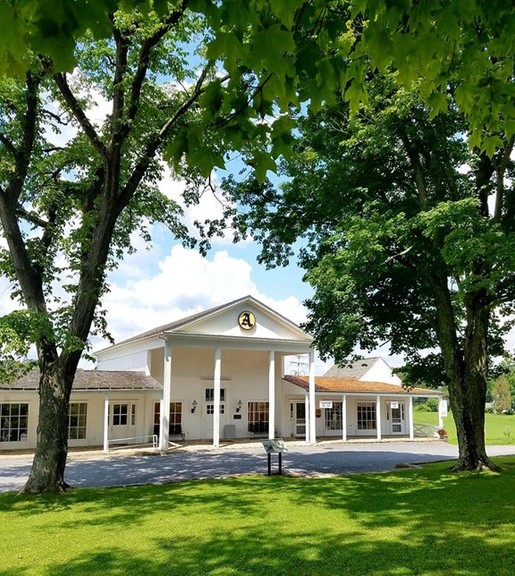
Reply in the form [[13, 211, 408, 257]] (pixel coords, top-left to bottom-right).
[[236, 400, 243, 413], [191, 400, 198, 414]]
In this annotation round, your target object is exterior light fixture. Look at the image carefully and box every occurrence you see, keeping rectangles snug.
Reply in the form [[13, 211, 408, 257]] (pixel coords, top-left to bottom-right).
[[236, 400, 243, 413], [191, 400, 198, 413]]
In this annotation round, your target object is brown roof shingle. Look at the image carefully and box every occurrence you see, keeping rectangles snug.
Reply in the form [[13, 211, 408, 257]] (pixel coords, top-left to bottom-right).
[[1, 369, 162, 391], [283, 375, 438, 396]]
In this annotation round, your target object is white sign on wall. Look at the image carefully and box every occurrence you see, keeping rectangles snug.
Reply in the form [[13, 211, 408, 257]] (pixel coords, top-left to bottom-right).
[[439, 399, 448, 417], [320, 401, 333, 409], [390, 402, 399, 409]]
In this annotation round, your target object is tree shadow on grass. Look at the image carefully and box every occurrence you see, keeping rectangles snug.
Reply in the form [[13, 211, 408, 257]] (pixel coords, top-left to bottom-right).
[[1, 459, 513, 576]]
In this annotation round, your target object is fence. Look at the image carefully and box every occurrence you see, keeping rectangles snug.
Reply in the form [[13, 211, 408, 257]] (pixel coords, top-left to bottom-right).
[[413, 423, 439, 438]]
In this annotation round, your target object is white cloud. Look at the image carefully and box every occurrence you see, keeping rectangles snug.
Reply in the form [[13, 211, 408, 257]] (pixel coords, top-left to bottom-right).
[[158, 165, 241, 247], [96, 245, 307, 349]]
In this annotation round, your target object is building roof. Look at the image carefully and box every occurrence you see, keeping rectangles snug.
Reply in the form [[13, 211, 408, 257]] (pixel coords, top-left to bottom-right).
[[324, 357, 383, 379], [2, 369, 162, 391], [283, 375, 438, 396], [95, 294, 309, 354]]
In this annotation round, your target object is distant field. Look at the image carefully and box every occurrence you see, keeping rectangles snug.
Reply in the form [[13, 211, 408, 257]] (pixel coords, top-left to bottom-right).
[[413, 410, 515, 444]]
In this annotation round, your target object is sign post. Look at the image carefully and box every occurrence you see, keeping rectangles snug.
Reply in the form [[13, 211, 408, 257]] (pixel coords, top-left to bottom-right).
[[438, 399, 448, 428]]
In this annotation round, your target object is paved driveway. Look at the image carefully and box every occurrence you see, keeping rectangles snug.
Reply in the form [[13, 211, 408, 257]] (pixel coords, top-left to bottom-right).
[[1, 440, 513, 492]]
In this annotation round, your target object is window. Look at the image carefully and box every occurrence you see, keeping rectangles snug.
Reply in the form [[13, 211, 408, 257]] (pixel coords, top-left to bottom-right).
[[0, 403, 28, 442], [112, 404, 128, 426], [206, 404, 225, 415], [153, 402, 183, 435], [357, 402, 376, 430], [169, 402, 182, 435], [205, 388, 226, 402], [325, 402, 343, 430], [248, 401, 269, 434], [68, 403, 87, 440]]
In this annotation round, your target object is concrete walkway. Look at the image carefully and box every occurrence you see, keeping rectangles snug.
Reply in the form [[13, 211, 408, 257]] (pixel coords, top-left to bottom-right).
[[1, 440, 513, 493]]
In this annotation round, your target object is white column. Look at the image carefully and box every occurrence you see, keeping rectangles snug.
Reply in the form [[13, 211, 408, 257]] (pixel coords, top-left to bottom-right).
[[408, 397, 414, 439], [213, 347, 222, 447], [342, 394, 347, 442], [103, 394, 109, 454], [268, 350, 276, 439], [159, 339, 172, 450], [308, 350, 316, 444], [376, 395, 382, 440], [304, 392, 310, 442]]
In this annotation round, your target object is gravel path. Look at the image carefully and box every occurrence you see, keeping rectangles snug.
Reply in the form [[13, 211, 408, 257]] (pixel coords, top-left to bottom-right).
[[1, 440, 513, 492]]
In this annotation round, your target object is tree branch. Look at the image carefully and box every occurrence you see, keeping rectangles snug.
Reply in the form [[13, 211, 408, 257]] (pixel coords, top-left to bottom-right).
[[493, 135, 514, 221], [123, 0, 189, 134], [119, 65, 210, 206], [53, 72, 109, 162], [0, 132, 17, 156]]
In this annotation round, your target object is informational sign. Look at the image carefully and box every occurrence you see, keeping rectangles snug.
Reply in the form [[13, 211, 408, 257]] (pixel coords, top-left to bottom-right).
[[439, 399, 448, 417], [320, 400, 333, 409], [390, 401, 399, 409]]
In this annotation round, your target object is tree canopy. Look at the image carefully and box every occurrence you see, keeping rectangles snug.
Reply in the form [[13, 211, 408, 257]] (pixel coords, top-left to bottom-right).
[[221, 73, 514, 470], [1, 0, 513, 153]]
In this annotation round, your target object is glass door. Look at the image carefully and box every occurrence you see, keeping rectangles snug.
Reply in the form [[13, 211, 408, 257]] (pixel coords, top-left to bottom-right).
[[295, 402, 306, 437], [389, 402, 405, 434]]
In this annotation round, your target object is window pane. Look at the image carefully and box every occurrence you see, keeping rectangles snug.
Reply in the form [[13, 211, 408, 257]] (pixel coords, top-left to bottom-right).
[[357, 403, 376, 430], [68, 403, 87, 440], [0, 403, 29, 442], [170, 402, 182, 425], [247, 401, 269, 434], [325, 402, 343, 430]]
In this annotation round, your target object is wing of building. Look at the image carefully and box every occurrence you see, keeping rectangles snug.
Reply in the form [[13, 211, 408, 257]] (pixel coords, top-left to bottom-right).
[[0, 295, 440, 451]]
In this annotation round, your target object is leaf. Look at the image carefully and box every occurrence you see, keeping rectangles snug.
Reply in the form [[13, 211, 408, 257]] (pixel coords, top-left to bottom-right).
[[269, 0, 304, 28], [426, 91, 448, 117], [482, 135, 504, 158], [249, 151, 277, 183]]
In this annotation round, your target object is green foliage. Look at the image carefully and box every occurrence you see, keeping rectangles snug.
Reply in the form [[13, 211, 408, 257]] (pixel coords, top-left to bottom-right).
[[491, 376, 513, 413], [0, 1, 513, 154], [0, 311, 43, 382], [223, 75, 514, 377], [415, 398, 439, 413], [221, 73, 513, 469], [1, 460, 514, 575]]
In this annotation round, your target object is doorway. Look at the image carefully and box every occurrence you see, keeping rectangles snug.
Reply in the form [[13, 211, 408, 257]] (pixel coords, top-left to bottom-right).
[[292, 402, 306, 437], [388, 401, 405, 434]]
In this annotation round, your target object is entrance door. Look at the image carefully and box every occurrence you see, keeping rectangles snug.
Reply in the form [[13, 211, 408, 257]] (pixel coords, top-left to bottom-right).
[[294, 402, 306, 437], [388, 402, 405, 434], [109, 403, 136, 442], [202, 388, 226, 439]]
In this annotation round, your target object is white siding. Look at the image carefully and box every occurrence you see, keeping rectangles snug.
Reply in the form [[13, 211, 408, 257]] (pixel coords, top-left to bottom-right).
[[361, 359, 402, 385], [96, 350, 149, 372]]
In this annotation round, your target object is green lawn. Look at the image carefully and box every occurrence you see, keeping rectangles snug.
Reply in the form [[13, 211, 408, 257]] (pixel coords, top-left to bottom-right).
[[413, 411, 515, 445], [1, 458, 514, 576]]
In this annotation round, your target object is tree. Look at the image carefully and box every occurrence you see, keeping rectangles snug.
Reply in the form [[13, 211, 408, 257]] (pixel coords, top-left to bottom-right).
[[1, 1, 513, 153], [491, 376, 513, 413], [0, 1, 338, 492], [221, 74, 515, 471]]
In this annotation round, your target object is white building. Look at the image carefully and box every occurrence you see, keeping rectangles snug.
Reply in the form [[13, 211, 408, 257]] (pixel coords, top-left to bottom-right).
[[0, 296, 440, 451]]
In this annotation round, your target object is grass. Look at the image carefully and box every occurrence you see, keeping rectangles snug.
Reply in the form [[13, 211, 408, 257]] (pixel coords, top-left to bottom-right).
[[413, 411, 515, 445], [0, 458, 514, 576]]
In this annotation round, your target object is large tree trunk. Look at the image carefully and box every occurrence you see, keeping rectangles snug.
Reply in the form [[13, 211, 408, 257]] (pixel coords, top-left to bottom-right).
[[432, 277, 497, 471], [448, 372, 494, 470], [24, 361, 74, 492], [448, 290, 499, 471]]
